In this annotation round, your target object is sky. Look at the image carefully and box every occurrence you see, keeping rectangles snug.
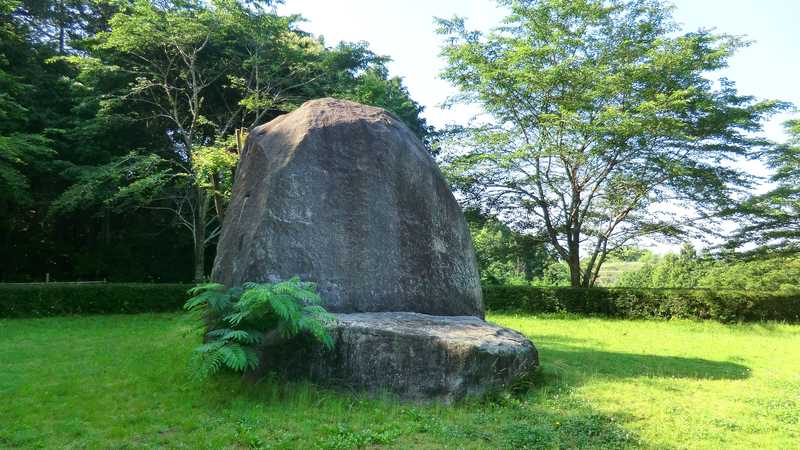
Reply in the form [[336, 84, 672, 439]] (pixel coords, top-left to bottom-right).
[[277, 0, 799, 139], [276, 0, 799, 252]]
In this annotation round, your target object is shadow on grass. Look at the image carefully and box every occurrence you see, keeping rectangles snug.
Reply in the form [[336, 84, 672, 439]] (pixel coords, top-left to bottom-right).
[[528, 336, 751, 383]]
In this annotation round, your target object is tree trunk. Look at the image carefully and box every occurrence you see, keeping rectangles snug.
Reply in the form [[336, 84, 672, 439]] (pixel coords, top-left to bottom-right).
[[568, 259, 582, 287], [210, 173, 225, 221], [567, 237, 582, 287], [192, 188, 208, 282], [193, 240, 205, 282], [57, 0, 66, 55]]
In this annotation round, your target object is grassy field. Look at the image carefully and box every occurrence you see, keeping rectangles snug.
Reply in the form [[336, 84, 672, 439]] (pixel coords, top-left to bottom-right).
[[1, 313, 798, 449]]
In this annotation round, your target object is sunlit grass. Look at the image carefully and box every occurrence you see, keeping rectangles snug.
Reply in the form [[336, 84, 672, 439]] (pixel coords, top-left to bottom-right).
[[1, 313, 798, 449]]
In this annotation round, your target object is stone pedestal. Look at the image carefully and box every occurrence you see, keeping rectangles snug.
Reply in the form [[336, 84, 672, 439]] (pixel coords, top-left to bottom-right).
[[267, 312, 538, 402]]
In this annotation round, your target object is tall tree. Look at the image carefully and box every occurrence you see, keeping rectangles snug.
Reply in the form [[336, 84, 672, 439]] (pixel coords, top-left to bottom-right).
[[11, 0, 117, 54], [0, 0, 54, 207], [51, 0, 429, 281], [437, 0, 786, 287], [724, 120, 800, 256]]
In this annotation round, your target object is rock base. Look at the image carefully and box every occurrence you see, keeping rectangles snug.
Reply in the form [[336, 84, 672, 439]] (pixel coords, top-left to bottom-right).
[[263, 312, 538, 402]]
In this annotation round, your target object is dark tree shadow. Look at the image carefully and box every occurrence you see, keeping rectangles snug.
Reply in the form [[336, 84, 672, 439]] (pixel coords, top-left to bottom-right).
[[528, 335, 751, 382]]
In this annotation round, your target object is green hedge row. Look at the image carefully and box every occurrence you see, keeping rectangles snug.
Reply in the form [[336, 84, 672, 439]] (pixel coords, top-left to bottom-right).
[[483, 286, 800, 323], [0, 283, 189, 318], [3, 283, 799, 323]]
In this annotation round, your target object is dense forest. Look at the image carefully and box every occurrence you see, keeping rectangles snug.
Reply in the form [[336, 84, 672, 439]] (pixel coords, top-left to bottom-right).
[[3, 0, 798, 288], [1, 0, 429, 282]]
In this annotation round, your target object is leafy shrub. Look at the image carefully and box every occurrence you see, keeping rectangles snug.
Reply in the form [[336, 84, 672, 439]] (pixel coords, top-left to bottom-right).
[[184, 277, 334, 379], [483, 286, 800, 323], [0, 283, 187, 317]]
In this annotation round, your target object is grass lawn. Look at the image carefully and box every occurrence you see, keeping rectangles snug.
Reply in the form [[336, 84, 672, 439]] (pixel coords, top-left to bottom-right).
[[1, 313, 798, 449]]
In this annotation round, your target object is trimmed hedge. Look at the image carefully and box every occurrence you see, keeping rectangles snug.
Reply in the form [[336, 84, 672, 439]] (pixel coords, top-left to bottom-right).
[[3, 283, 799, 323], [483, 286, 800, 323], [0, 283, 189, 318]]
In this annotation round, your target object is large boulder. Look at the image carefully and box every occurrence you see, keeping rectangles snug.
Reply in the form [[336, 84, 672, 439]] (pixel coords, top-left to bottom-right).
[[212, 98, 482, 317], [212, 98, 539, 400]]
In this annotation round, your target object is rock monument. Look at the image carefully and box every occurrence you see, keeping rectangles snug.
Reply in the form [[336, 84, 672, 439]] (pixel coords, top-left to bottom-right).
[[212, 98, 537, 401]]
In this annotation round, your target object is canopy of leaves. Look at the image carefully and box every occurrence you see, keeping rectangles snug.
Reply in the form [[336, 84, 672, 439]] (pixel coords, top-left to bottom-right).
[[724, 120, 800, 256], [0, 0, 429, 282], [437, 0, 787, 287], [0, 0, 55, 205]]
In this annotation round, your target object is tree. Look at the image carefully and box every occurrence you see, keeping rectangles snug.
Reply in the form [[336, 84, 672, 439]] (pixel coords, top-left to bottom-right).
[[464, 209, 550, 284], [50, 0, 429, 281], [615, 243, 707, 288], [698, 256, 800, 293], [11, 0, 117, 54], [0, 0, 54, 206], [436, 0, 787, 287], [724, 120, 800, 256]]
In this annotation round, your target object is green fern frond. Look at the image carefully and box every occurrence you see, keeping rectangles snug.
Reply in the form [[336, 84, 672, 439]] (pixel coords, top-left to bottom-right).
[[183, 289, 231, 313], [268, 293, 302, 324], [297, 314, 334, 349], [242, 347, 261, 371], [183, 295, 208, 311], [219, 329, 263, 344], [185, 276, 333, 380], [206, 292, 233, 314], [223, 311, 248, 326], [218, 343, 249, 371], [303, 304, 332, 318], [275, 320, 295, 338], [194, 340, 225, 354], [190, 345, 226, 379], [204, 328, 232, 338], [187, 283, 224, 296]]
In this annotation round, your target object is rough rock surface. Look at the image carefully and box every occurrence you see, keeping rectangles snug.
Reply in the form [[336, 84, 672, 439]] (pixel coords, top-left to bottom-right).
[[213, 98, 538, 399], [265, 312, 539, 402], [212, 98, 483, 317]]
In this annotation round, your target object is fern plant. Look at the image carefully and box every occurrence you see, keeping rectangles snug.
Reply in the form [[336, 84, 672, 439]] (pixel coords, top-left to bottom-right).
[[184, 277, 334, 379]]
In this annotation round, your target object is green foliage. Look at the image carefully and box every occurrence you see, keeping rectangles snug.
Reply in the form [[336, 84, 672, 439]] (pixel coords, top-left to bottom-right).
[[614, 245, 800, 294], [0, 0, 55, 206], [0, 282, 188, 317], [465, 209, 551, 285], [0, 132, 54, 205], [698, 257, 800, 294], [437, 0, 788, 287], [191, 137, 239, 201], [725, 120, 800, 256], [184, 277, 334, 379], [483, 285, 800, 323], [49, 152, 173, 215], [0, 0, 429, 283], [607, 247, 657, 263], [533, 261, 572, 287], [616, 244, 706, 288]]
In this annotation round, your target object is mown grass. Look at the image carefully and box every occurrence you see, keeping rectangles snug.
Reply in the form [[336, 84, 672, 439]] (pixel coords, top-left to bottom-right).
[[1, 313, 798, 449]]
